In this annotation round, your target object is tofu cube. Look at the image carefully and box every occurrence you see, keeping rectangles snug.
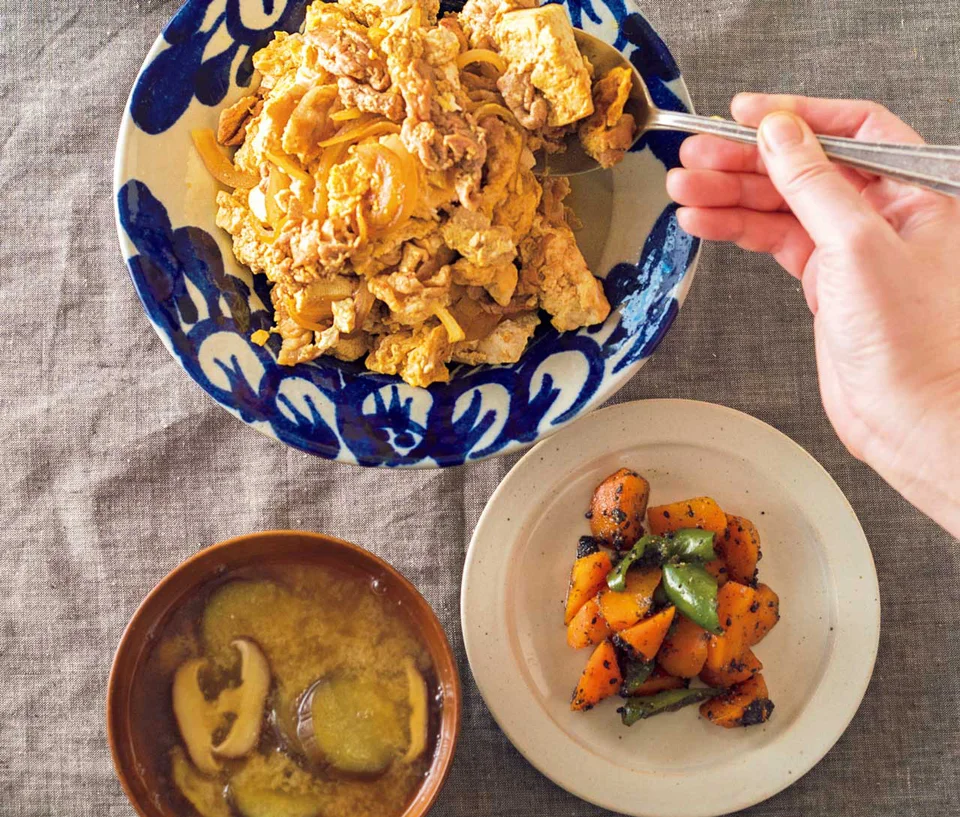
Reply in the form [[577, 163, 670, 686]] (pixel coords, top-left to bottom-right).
[[495, 5, 594, 126]]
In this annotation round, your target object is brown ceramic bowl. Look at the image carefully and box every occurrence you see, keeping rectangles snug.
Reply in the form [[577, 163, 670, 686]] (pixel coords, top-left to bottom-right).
[[107, 530, 461, 817]]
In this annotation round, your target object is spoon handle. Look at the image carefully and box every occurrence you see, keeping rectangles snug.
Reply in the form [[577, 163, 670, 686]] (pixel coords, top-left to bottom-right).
[[649, 110, 960, 197]]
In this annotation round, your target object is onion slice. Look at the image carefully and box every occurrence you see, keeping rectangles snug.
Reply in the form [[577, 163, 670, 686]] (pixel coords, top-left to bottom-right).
[[191, 128, 259, 189], [472, 103, 520, 127], [331, 107, 364, 122], [433, 305, 466, 343], [457, 48, 507, 74], [264, 150, 313, 185], [318, 119, 401, 148]]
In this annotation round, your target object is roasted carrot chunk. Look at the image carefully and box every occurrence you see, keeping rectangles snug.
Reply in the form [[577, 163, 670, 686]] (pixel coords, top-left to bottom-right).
[[704, 559, 729, 586], [596, 567, 662, 631], [657, 615, 710, 678], [744, 583, 780, 647], [612, 606, 675, 662], [566, 597, 612, 649], [627, 667, 688, 696], [718, 514, 761, 585], [648, 496, 728, 538], [564, 548, 614, 624], [589, 469, 650, 549], [571, 640, 622, 711], [699, 647, 762, 687], [704, 581, 755, 672], [699, 673, 774, 728]]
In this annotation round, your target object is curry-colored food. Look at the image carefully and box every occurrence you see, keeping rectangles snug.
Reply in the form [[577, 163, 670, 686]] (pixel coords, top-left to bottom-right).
[[564, 471, 779, 728], [128, 563, 437, 817], [199, 0, 636, 387]]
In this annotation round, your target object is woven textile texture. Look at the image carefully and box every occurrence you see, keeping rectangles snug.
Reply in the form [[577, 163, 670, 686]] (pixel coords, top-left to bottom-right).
[[1, 0, 958, 815]]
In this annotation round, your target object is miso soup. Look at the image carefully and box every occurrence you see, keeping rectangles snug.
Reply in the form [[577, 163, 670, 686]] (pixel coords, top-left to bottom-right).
[[128, 561, 440, 817]]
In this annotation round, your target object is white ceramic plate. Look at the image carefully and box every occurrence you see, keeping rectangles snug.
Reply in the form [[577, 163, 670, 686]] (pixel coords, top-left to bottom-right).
[[462, 399, 879, 817]]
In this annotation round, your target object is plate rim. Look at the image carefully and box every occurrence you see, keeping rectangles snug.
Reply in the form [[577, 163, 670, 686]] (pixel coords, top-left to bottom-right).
[[111, 0, 702, 468], [461, 398, 881, 817]]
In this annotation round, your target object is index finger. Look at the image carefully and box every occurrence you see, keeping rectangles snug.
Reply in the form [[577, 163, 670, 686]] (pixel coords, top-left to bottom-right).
[[679, 133, 871, 191], [731, 94, 925, 145]]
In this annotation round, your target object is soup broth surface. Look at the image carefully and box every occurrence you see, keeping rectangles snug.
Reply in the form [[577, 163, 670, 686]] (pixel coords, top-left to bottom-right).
[[130, 561, 437, 817]]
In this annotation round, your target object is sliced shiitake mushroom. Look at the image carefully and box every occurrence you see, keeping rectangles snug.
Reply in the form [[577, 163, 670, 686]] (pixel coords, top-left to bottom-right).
[[212, 639, 271, 758], [402, 657, 428, 764], [172, 659, 222, 775], [172, 638, 271, 773], [169, 747, 230, 817]]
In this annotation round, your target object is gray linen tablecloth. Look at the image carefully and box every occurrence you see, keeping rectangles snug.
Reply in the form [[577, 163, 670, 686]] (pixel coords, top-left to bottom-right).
[[2, 0, 958, 814]]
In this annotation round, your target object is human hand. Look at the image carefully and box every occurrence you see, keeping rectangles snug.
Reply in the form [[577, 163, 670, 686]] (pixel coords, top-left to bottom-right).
[[667, 94, 960, 538]]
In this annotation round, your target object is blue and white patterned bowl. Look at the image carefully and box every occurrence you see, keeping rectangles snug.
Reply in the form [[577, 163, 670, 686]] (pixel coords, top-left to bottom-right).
[[114, 0, 699, 467]]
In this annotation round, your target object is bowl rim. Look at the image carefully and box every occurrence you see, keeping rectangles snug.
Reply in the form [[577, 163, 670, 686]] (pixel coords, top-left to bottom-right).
[[112, 0, 701, 469], [105, 529, 462, 817]]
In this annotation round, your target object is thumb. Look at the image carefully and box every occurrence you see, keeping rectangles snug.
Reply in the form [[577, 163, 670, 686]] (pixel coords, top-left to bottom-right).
[[757, 111, 884, 247]]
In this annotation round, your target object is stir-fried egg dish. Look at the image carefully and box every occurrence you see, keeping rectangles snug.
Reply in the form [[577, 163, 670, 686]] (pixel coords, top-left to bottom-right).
[[195, 0, 636, 387]]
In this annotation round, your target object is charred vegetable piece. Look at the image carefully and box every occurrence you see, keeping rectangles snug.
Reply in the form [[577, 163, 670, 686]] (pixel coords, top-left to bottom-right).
[[170, 747, 230, 817], [743, 583, 780, 647], [718, 514, 761, 585], [652, 583, 670, 608], [566, 597, 613, 649], [606, 529, 716, 592], [699, 647, 762, 687], [597, 567, 662, 631], [618, 687, 722, 726], [605, 535, 659, 592], [657, 615, 710, 678], [612, 606, 676, 663], [627, 667, 688, 696], [657, 528, 718, 563], [648, 497, 728, 538], [564, 548, 614, 624], [618, 656, 655, 696], [576, 536, 603, 558], [298, 676, 408, 774], [589, 468, 650, 549], [704, 559, 729, 586], [704, 581, 755, 671], [699, 673, 774, 728], [661, 563, 721, 635], [571, 640, 622, 711]]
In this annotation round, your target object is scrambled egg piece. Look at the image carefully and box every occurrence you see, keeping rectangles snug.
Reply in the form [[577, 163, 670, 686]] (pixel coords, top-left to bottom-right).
[[207, 0, 630, 388], [579, 65, 637, 168], [367, 324, 451, 387], [495, 5, 594, 127]]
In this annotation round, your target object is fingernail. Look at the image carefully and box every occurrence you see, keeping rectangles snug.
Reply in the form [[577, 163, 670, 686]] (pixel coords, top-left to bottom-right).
[[759, 112, 804, 151]]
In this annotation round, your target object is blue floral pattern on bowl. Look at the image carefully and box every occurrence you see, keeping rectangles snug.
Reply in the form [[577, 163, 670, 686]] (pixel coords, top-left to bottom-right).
[[114, 0, 700, 467]]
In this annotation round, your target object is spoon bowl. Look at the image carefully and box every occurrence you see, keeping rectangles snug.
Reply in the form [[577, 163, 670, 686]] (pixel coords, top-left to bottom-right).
[[546, 30, 960, 193], [536, 30, 651, 176]]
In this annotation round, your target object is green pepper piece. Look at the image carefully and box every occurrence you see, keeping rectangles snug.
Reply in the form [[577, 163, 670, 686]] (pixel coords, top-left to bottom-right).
[[605, 535, 661, 592], [662, 563, 722, 634], [618, 687, 723, 726], [619, 657, 655, 696], [663, 528, 717, 562]]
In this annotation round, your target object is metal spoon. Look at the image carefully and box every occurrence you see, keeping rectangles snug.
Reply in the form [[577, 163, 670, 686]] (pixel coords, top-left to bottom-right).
[[541, 29, 960, 196]]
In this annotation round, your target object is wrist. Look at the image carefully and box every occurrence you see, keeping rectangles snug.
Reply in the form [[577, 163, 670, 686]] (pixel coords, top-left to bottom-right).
[[863, 385, 960, 539]]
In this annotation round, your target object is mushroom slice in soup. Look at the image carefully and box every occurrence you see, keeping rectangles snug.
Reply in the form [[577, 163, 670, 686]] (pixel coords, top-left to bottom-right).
[[172, 638, 271, 773]]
